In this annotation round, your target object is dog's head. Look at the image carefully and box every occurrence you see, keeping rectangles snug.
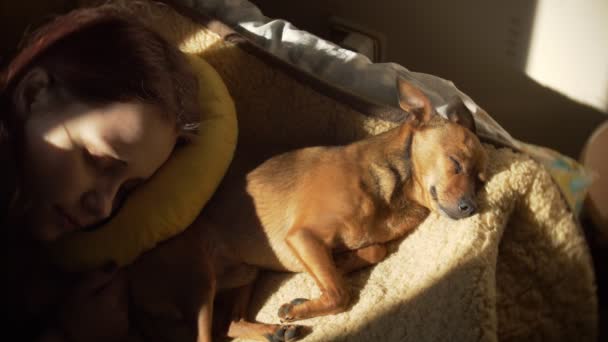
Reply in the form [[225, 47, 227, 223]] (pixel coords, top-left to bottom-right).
[[397, 77, 488, 219]]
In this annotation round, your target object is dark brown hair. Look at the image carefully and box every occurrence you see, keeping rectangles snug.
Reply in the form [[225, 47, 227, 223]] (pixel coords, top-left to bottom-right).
[[0, 6, 199, 222], [0, 6, 198, 136], [44, 23, 196, 125]]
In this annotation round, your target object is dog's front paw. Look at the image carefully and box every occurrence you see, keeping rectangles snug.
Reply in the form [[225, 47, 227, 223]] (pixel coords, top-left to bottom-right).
[[278, 298, 309, 322], [264, 324, 311, 342]]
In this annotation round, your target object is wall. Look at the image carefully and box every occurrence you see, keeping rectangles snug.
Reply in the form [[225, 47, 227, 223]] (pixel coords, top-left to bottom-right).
[[526, 0, 608, 112], [251, 0, 607, 158]]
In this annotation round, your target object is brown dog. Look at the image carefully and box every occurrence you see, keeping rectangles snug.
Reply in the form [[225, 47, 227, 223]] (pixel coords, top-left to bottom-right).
[[128, 77, 488, 342]]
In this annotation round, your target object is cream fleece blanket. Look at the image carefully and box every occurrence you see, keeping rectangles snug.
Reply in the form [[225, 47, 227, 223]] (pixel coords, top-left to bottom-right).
[[246, 145, 596, 342], [88, 1, 597, 341]]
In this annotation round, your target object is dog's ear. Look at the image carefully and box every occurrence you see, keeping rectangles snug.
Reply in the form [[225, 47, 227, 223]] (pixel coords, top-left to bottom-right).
[[396, 77, 433, 125], [445, 98, 476, 134]]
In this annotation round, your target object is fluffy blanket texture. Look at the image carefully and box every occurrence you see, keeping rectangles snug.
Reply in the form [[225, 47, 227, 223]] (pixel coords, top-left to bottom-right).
[[93, 1, 597, 340], [246, 145, 596, 342]]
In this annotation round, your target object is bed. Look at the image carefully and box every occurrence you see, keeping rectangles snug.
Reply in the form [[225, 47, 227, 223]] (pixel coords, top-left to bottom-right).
[[65, 0, 599, 340]]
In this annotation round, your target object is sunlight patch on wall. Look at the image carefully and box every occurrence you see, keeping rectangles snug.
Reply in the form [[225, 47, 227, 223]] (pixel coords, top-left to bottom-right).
[[525, 0, 608, 113]]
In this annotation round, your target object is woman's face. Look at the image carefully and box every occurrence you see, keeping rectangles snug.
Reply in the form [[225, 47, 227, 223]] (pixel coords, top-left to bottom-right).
[[19, 72, 177, 241]]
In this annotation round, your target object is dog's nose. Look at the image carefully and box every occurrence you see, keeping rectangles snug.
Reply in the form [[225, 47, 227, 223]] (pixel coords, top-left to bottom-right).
[[458, 197, 477, 216]]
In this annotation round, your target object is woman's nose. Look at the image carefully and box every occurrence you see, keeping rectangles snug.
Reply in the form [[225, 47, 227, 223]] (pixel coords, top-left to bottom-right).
[[81, 183, 119, 221]]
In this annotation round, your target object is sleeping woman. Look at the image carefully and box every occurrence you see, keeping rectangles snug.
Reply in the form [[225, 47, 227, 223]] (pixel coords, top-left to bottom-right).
[[0, 6, 199, 341]]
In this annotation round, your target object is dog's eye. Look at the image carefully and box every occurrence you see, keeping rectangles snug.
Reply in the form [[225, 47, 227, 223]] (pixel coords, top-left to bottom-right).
[[449, 156, 463, 174], [430, 186, 438, 200]]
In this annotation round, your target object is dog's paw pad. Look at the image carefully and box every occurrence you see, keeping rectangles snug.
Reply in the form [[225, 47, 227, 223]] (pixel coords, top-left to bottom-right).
[[277, 298, 309, 322], [265, 333, 280, 342], [277, 304, 293, 321], [266, 325, 310, 342], [284, 325, 310, 341]]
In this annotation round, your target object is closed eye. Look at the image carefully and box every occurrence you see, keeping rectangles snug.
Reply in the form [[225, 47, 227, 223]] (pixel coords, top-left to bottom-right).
[[83, 148, 127, 175], [449, 156, 463, 174]]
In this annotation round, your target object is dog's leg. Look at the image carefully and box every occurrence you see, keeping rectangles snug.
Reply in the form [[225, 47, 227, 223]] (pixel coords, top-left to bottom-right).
[[229, 281, 255, 321], [191, 256, 218, 342], [334, 243, 388, 274], [196, 281, 216, 342], [226, 281, 309, 341], [279, 229, 350, 322]]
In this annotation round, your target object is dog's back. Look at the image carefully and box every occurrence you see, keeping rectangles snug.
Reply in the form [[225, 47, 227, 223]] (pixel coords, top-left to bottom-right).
[[201, 122, 427, 270], [201, 144, 361, 272]]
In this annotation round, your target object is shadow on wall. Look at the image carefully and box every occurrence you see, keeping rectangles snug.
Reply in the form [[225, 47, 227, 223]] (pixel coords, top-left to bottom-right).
[[453, 61, 605, 159], [525, 0, 608, 113]]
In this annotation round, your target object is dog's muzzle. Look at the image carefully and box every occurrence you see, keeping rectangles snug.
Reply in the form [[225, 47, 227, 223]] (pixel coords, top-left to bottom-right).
[[438, 196, 477, 220], [457, 197, 477, 217]]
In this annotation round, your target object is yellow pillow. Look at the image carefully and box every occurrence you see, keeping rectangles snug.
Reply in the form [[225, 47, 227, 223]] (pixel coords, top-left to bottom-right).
[[49, 55, 238, 272]]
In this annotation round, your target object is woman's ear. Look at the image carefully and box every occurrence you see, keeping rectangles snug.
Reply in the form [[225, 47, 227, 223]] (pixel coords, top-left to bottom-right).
[[12, 67, 51, 117]]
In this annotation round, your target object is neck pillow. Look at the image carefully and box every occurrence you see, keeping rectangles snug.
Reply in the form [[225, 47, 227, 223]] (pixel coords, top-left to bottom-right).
[[49, 55, 238, 272]]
